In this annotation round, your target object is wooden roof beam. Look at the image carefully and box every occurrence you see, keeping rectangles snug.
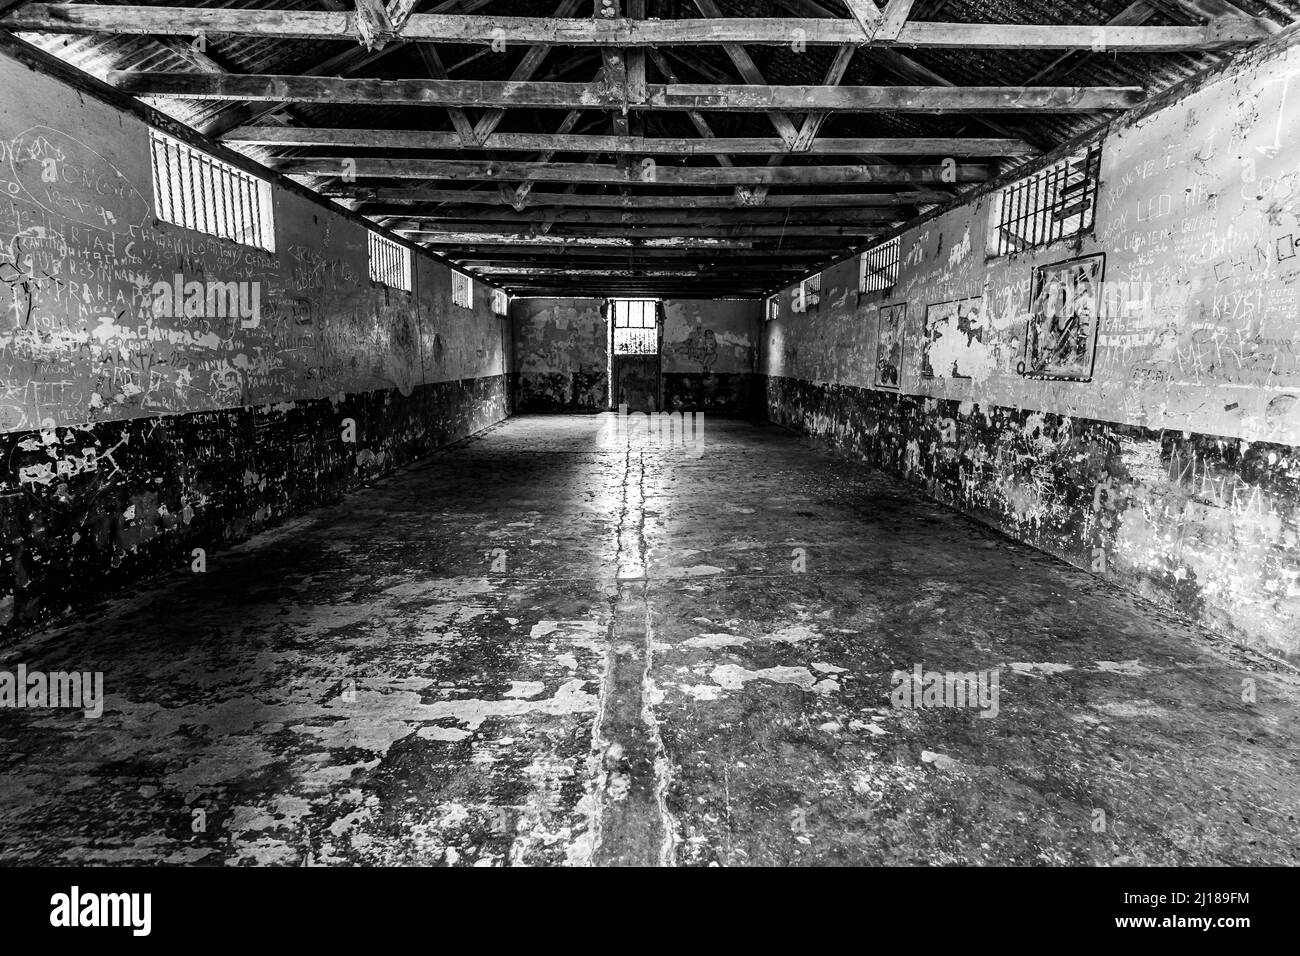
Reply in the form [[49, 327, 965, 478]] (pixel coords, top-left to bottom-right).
[[222, 126, 1036, 156], [690, 0, 800, 148], [474, 0, 583, 144], [9, 6, 1277, 48], [645, 48, 734, 170], [106, 73, 1146, 112], [201, 0, 493, 139], [326, 186, 950, 206], [279, 156, 991, 184], [381, 207, 900, 225], [393, 223, 889, 238]]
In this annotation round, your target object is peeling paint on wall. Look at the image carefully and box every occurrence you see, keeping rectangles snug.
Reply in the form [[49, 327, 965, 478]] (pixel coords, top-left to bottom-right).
[[511, 297, 763, 416], [0, 50, 511, 638], [660, 299, 760, 415], [510, 298, 608, 412], [763, 35, 1300, 662], [765, 379, 1300, 662]]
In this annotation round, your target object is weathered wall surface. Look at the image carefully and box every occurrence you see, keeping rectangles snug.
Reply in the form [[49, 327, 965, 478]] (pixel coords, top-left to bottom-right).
[[662, 298, 760, 414], [0, 50, 510, 634], [511, 297, 608, 412], [510, 296, 762, 415], [763, 35, 1300, 662]]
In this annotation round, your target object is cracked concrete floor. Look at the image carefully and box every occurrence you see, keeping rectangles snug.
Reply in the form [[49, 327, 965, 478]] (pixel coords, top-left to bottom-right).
[[1, 414, 1298, 866]]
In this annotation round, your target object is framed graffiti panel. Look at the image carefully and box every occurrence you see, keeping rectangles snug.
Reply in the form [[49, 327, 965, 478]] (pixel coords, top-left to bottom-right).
[[1019, 253, 1105, 382], [875, 303, 906, 390]]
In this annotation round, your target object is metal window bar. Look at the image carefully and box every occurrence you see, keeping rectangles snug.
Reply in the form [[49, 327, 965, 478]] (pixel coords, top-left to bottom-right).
[[795, 272, 821, 312], [453, 271, 473, 308], [190, 148, 208, 239], [173, 137, 191, 233], [149, 133, 169, 225], [492, 288, 509, 316], [173, 139, 188, 231], [991, 143, 1100, 257], [235, 168, 251, 246], [368, 231, 411, 291], [860, 236, 900, 294], [164, 136, 184, 233], [149, 130, 272, 251], [249, 178, 262, 248], [612, 298, 659, 355]]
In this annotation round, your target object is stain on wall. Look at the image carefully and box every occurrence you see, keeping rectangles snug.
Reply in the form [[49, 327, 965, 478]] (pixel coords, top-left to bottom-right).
[[511, 297, 608, 412], [661, 298, 761, 415], [0, 50, 511, 635], [510, 296, 762, 415], [763, 34, 1300, 662]]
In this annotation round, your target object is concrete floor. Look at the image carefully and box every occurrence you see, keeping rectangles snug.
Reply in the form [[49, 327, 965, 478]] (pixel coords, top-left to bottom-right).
[[1, 414, 1298, 866]]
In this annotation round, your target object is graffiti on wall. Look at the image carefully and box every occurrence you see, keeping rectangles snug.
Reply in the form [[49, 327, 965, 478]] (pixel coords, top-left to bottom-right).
[[760, 41, 1300, 661], [875, 303, 906, 390], [680, 324, 719, 372], [1019, 253, 1105, 382], [6, 126, 151, 231], [0, 120, 430, 431]]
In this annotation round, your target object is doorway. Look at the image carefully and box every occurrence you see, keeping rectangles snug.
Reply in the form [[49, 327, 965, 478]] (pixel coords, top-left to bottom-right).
[[609, 298, 661, 413]]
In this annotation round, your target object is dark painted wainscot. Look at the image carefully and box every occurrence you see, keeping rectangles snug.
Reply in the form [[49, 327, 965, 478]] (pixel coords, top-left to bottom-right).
[[765, 375, 1300, 664], [0, 376, 510, 635]]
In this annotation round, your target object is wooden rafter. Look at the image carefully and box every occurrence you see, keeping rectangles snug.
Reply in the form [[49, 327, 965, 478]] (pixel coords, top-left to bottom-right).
[[842, 0, 915, 40], [274, 156, 991, 185], [776, 0, 1042, 150], [222, 126, 1035, 156], [429, 243, 855, 254], [746, 41, 857, 206], [202, 0, 493, 138], [394, 222, 888, 238], [325, 187, 949, 207], [2, 0, 1282, 298], [408, 234, 834, 247], [842, 0, 884, 36], [877, 0, 917, 40], [509, 108, 584, 210], [372, 206, 900, 225], [353, 0, 395, 51], [449, 248, 851, 261], [645, 48, 734, 170], [474, 0, 583, 143], [105, 73, 1146, 112], [7, 7, 1278, 48], [692, 0, 800, 148]]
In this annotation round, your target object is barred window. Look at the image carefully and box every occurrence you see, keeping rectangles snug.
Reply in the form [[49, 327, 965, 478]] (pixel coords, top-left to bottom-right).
[[149, 130, 273, 251], [793, 272, 821, 314], [860, 236, 900, 295], [452, 271, 473, 309], [491, 287, 509, 317], [368, 231, 411, 292], [612, 298, 659, 355], [988, 142, 1102, 257], [766, 294, 779, 322]]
